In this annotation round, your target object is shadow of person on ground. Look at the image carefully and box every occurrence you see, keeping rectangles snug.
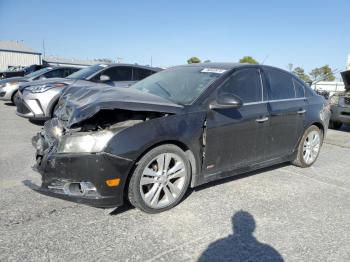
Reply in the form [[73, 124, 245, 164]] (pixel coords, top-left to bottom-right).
[[198, 211, 283, 262]]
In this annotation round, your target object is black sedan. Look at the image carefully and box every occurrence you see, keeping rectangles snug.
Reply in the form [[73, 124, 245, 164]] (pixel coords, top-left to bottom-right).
[[32, 63, 330, 213]]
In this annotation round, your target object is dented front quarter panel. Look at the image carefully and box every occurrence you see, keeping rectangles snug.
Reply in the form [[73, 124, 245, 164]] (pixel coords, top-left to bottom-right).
[[104, 110, 207, 186]]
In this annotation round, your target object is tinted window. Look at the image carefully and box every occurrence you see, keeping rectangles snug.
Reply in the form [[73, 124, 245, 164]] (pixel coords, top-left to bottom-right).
[[266, 69, 295, 100], [219, 68, 262, 103], [43, 69, 65, 78], [100, 66, 132, 81], [133, 68, 154, 80], [293, 79, 305, 98]]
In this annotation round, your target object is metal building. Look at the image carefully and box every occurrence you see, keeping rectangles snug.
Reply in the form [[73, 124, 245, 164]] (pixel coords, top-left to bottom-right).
[[0, 41, 42, 71]]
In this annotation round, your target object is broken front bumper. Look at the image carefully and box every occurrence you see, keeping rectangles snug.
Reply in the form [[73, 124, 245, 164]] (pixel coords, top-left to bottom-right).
[[32, 133, 135, 208]]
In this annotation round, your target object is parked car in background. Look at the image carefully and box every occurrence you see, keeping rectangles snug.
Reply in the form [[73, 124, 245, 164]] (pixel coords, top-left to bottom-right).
[[329, 70, 350, 129], [0, 66, 79, 104], [15, 64, 161, 120], [32, 63, 330, 213], [0, 64, 47, 79]]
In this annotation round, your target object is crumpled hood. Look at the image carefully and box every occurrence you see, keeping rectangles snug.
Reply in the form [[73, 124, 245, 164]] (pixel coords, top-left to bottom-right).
[[18, 78, 76, 92], [56, 85, 184, 128]]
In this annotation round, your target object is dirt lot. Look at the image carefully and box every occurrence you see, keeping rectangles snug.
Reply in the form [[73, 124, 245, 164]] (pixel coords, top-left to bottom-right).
[[1, 100, 350, 261]]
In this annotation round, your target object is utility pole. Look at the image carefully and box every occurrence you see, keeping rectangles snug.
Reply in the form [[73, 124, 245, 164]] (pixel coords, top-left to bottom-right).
[[151, 56, 153, 67]]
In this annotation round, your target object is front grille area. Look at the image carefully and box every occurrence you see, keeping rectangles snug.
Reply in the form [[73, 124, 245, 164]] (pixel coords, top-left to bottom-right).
[[341, 112, 350, 116], [16, 99, 31, 114], [345, 96, 350, 105]]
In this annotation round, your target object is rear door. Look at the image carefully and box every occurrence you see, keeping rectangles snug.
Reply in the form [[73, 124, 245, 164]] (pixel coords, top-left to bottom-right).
[[264, 69, 306, 159]]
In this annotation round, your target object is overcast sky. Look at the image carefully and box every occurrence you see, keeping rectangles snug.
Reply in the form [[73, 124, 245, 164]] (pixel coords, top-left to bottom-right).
[[1, 0, 348, 75]]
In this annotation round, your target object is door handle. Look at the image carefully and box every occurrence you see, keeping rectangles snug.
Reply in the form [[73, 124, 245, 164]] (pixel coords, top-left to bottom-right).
[[297, 109, 306, 114], [256, 117, 269, 123]]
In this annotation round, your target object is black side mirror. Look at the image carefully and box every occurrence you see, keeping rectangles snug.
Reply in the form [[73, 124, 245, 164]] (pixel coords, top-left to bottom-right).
[[210, 92, 243, 110], [99, 74, 111, 82]]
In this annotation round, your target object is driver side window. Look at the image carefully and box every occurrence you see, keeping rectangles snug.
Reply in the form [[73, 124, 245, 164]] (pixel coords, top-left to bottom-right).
[[219, 68, 262, 103]]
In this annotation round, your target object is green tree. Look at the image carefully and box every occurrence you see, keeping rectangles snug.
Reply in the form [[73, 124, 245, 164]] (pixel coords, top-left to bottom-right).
[[309, 65, 335, 82], [293, 67, 311, 82], [239, 56, 259, 64], [187, 57, 201, 64]]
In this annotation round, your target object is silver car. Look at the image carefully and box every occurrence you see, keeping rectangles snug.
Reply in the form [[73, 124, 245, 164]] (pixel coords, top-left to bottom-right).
[[15, 64, 161, 120], [0, 67, 79, 104]]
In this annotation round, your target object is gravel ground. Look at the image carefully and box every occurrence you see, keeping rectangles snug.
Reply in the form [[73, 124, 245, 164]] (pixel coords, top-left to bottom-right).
[[0, 100, 350, 262]]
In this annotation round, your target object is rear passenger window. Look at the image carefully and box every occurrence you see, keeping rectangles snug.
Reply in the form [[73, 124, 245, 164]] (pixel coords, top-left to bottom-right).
[[219, 68, 262, 103], [293, 79, 305, 98], [133, 68, 154, 80], [266, 69, 295, 100]]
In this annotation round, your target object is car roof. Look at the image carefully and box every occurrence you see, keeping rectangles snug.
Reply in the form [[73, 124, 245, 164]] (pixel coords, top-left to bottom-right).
[[105, 63, 162, 72], [176, 62, 241, 70]]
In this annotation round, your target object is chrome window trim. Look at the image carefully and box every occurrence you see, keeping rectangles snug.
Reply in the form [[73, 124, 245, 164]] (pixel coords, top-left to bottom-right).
[[258, 69, 264, 102], [243, 97, 306, 106]]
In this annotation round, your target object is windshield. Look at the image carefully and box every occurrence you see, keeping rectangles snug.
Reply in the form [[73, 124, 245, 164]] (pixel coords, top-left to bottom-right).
[[131, 66, 223, 105], [66, 64, 105, 80], [25, 67, 52, 78]]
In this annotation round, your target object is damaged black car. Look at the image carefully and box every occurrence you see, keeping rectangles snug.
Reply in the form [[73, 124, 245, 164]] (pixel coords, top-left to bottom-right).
[[32, 63, 330, 213]]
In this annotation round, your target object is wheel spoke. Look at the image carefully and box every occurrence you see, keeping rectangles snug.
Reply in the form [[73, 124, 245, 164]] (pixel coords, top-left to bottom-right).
[[167, 181, 180, 196], [156, 154, 165, 173], [140, 176, 157, 186], [168, 169, 186, 180], [163, 186, 175, 202], [143, 167, 160, 177], [167, 162, 184, 175], [144, 183, 160, 203], [164, 153, 172, 172], [150, 185, 163, 206]]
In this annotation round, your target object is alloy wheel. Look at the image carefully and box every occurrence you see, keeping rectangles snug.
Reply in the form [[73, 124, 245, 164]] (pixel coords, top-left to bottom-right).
[[303, 130, 321, 164], [139, 153, 187, 209]]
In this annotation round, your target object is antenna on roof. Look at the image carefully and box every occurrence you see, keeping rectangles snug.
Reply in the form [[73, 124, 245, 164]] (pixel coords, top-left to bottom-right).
[[261, 55, 269, 65]]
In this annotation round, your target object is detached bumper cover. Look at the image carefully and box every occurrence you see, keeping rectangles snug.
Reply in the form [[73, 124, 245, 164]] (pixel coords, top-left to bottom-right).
[[32, 133, 135, 208]]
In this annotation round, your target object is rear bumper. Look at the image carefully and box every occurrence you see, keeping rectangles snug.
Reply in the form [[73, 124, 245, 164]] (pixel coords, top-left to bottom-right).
[[32, 134, 135, 208]]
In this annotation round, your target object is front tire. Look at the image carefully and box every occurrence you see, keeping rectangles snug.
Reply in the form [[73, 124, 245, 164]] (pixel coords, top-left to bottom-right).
[[128, 144, 191, 213], [292, 125, 323, 168]]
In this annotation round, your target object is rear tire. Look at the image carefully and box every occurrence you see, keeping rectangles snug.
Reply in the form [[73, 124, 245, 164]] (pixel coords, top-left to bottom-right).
[[128, 144, 191, 213], [292, 125, 323, 168], [329, 121, 342, 130]]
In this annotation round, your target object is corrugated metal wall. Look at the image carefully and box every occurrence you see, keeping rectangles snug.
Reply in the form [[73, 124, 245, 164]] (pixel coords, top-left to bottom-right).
[[0, 51, 41, 71]]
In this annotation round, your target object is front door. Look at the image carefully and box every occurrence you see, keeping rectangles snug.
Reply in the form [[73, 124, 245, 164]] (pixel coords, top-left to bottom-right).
[[203, 68, 270, 176]]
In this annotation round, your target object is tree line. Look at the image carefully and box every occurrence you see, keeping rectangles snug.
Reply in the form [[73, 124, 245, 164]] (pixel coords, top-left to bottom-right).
[[187, 56, 336, 83]]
